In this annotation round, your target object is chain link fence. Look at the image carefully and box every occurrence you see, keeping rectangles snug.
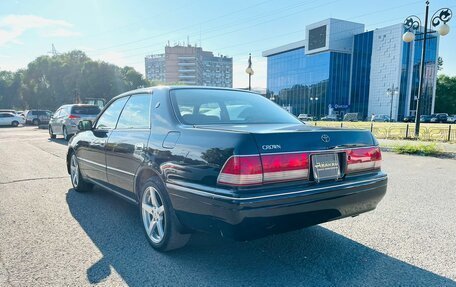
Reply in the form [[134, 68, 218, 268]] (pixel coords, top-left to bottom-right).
[[313, 122, 456, 142]]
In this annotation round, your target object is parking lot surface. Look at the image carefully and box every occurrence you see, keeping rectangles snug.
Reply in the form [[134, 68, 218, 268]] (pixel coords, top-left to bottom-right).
[[1, 126, 455, 286]]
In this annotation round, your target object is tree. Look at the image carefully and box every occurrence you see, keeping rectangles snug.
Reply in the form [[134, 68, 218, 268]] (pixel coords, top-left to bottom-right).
[[437, 57, 443, 71], [0, 50, 151, 110], [435, 74, 456, 115]]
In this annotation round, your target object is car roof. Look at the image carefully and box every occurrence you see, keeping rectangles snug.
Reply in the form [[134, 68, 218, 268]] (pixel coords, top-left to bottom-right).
[[113, 85, 259, 99]]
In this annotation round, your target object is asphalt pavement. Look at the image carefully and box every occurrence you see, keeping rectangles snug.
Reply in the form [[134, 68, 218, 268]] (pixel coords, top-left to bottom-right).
[[0, 126, 455, 286]]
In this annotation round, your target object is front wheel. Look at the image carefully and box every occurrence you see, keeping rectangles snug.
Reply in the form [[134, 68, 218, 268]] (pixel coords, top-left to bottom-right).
[[11, 121, 19, 127], [63, 126, 72, 141], [49, 125, 56, 139], [70, 153, 92, 192], [140, 179, 190, 251]]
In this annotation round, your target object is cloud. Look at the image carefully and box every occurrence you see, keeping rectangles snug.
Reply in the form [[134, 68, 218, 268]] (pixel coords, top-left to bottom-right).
[[0, 14, 79, 46], [43, 28, 81, 38]]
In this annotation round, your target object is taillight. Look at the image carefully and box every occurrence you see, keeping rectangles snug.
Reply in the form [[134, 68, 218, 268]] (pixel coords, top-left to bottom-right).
[[217, 156, 263, 186], [68, 114, 80, 119], [346, 147, 382, 174], [217, 153, 309, 186], [261, 153, 309, 182]]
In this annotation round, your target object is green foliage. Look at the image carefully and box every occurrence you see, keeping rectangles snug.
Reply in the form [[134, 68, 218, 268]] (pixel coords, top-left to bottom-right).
[[0, 50, 150, 110], [392, 143, 442, 156], [435, 74, 456, 115]]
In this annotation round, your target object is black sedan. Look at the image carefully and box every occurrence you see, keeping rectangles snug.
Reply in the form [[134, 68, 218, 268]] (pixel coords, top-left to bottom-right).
[[420, 115, 433, 123], [67, 87, 387, 251]]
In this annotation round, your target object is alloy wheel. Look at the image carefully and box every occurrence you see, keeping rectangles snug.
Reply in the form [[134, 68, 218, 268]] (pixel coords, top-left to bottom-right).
[[70, 154, 79, 187], [142, 186, 166, 244]]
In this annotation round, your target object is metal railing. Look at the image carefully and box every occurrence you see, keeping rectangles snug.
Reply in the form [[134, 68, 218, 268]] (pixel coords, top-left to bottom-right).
[[313, 122, 456, 142]]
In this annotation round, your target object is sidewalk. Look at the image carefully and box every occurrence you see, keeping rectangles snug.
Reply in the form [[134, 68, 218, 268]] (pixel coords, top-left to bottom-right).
[[378, 139, 456, 158]]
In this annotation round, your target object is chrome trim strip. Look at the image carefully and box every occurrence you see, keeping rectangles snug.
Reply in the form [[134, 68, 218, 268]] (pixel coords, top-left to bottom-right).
[[86, 178, 137, 204], [78, 157, 105, 168], [78, 157, 135, 176], [217, 146, 377, 158], [259, 146, 378, 156], [106, 165, 135, 176], [167, 176, 387, 202]]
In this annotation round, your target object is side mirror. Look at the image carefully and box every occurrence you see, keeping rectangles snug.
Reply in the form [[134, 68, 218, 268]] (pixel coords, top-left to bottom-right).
[[78, 120, 93, 131]]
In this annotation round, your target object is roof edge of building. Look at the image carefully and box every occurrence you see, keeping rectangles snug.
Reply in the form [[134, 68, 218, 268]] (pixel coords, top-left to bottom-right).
[[262, 40, 306, 57]]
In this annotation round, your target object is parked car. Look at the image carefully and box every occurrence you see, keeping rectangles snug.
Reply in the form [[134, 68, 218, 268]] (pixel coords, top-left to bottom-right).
[[0, 109, 16, 114], [49, 104, 101, 140], [447, 115, 456, 123], [24, 110, 52, 125], [297, 114, 313, 121], [343, 113, 359, 122], [420, 115, 433, 123], [403, 115, 415, 122], [371, 114, 391, 122], [430, 113, 448, 123], [320, 114, 340, 121], [67, 87, 387, 251], [0, 112, 25, 127]]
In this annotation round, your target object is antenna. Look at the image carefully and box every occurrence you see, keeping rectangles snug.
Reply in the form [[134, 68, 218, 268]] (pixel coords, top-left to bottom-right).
[[48, 44, 59, 56]]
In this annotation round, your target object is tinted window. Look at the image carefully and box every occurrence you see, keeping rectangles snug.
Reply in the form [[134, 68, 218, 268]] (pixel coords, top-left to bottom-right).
[[171, 89, 301, 125], [71, 106, 101, 115], [308, 25, 326, 50], [116, 94, 151, 129], [96, 97, 129, 129]]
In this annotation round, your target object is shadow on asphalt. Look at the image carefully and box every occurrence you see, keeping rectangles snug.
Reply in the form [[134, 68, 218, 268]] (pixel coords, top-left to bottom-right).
[[66, 187, 455, 286], [48, 138, 68, 146]]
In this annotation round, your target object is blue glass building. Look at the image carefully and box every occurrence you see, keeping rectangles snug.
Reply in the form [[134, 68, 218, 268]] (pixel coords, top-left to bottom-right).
[[263, 19, 439, 120]]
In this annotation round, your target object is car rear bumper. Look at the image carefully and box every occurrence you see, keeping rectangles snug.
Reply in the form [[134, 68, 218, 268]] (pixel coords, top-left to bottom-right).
[[167, 173, 387, 240]]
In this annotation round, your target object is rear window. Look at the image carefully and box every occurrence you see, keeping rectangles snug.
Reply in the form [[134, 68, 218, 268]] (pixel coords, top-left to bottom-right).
[[71, 106, 101, 115], [170, 89, 301, 125]]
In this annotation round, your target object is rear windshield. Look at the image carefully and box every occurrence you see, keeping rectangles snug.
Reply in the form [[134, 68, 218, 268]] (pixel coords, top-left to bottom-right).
[[71, 106, 101, 115], [170, 89, 301, 125]]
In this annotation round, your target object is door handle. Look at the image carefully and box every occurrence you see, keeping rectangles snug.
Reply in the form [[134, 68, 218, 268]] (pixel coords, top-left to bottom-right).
[[93, 139, 105, 147], [135, 143, 146, 150]]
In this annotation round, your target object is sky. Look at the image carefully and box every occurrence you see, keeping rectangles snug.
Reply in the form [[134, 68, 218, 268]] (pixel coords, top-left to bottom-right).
[[1, 0, 456, 89]]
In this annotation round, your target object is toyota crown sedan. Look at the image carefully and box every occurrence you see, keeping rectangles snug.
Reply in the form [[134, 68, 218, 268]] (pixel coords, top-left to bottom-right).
[[66, 86, 387, 251]]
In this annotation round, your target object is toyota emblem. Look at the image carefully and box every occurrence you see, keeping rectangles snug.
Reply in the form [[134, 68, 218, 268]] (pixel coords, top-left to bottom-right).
[[321, 134, 330, 143]]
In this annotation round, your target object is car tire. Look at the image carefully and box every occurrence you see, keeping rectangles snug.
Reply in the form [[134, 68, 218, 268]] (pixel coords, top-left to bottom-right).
[[69, 153, 92, 192], [32, 119, 40, 126], [49, 125, 56, 139], [63, 126, 71, 141], [11, 121, 19, 127], [140, 178, 190, 251]]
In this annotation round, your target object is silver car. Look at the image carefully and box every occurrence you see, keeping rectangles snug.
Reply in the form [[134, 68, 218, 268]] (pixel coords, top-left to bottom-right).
[[49, 104, 100, 140], [0, 112, 25, 127]]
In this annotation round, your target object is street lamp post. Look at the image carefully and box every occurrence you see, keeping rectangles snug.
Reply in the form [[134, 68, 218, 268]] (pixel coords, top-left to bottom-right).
[[402, 1, 452, 138], [310, 97, 319, 118], [245, 53, 254, 91], [386, 85, 399, 121]]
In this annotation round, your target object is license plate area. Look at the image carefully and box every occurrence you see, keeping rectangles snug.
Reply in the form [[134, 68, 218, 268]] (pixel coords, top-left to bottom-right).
[[311, 153, 341, 182]]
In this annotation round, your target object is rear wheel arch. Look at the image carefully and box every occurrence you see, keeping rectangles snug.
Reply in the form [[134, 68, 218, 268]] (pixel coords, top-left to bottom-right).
[[135, 167, 165, 200]]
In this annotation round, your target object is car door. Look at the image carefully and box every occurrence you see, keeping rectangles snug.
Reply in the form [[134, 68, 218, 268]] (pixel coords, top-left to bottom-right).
[[76, 97, 129, 185], [50, 109, 61, 133], [0, 114, 6, 125], [105, 94, 152, 196]]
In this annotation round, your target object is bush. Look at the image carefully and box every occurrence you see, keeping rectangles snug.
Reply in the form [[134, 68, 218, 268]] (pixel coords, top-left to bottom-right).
[[392, 143, 442, 156]]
